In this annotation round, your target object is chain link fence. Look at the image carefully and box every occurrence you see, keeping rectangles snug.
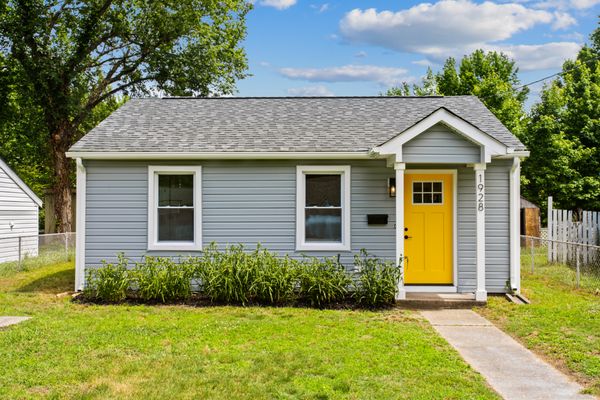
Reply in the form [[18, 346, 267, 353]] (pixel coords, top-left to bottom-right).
[[0, 232, 75, 273], [521, 235, 600, 292]]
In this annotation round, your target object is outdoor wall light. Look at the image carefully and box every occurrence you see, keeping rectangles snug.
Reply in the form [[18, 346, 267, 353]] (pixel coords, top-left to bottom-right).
[[388, 178, 396, 198]]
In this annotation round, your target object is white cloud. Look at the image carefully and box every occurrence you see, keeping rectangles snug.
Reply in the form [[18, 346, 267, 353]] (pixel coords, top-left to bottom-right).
[[559, 31, 585, 40], [535, 0, 600, 9], [338, 1, 583, 72], [412, 59, 434, 67], [279, 64, 411, 86], [570, 0, 600, 8], [552, 11, 577, 29], [340, 2, 554, 53], [259, 0, 296, 10], [310, 3, 329, 13], [354, 51, 368, 58], [287, 85, 334, 96], [487, 42, 581, 70]]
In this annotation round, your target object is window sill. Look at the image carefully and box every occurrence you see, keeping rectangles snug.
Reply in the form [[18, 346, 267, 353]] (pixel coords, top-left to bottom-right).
[[296, 242, 351, 252], [147, 242, 202, 252]]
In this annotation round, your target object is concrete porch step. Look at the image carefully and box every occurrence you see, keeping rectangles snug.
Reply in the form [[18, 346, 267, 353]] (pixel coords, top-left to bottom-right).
[[397, 293, 485, 309]]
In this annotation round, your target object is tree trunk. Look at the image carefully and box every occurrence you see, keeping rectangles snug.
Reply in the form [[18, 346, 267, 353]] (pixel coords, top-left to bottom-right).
[[50, 125, 73, 233]]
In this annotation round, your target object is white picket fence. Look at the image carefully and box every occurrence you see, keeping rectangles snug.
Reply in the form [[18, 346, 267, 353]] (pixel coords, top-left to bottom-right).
[[546, 196, 600, 264]]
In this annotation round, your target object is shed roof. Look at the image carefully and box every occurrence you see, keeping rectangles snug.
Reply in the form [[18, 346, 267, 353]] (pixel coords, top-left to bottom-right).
[[69, 96, 525, 154], [0, 157, 42, 207], [520, 197, 540, 209]]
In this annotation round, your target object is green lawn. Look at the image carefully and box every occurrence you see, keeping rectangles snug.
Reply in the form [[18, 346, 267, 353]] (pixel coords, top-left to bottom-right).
[[0, 262, 498, 400], [480, 255, 600, 396]]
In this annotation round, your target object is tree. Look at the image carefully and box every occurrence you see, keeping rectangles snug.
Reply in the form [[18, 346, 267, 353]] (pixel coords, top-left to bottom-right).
[[383, 67, 437, 96], [0, 0, 250, 232], [520, 27, 600, 211], [384, 50, 529, 135]]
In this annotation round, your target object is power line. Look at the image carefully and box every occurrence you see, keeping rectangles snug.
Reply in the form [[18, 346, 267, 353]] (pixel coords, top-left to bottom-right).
[[514, 54, 600, 91], [472, 53, 600, 102]]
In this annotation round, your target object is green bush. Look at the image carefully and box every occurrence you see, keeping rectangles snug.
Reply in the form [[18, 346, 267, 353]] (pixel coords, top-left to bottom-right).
[[353, 250, 400, 307], [83, 245, 401, 309], [133, 256, 194, 302], [84, 253, 130, 302], [195, 243, 256, 305], [250, 247, 299, 304], [298, 256, 351, 307]]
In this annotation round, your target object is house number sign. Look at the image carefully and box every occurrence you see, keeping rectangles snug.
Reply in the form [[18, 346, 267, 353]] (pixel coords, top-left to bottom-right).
[[477, 172, 485, 212]]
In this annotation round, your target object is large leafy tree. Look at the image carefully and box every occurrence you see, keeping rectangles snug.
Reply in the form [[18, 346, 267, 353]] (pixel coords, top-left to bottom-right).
[[385, 50, 529, 135], [521, 27, 600, 211], [0, 0, 250, 232]]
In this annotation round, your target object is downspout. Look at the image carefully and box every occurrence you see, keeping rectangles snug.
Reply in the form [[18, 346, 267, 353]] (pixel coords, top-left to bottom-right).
[[509, 157, 521, 293], [75, 158, 87, 291]]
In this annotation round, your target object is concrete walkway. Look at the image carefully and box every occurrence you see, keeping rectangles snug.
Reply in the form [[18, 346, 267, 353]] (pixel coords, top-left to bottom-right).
[[0, 316, 30, 328], [421, 310, 593, 400]]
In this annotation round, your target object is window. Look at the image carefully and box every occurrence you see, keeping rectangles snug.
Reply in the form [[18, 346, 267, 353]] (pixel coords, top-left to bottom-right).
[[413, 181, 443, 204], [296, 166, 351, 251], [148, 166, 202, 251]]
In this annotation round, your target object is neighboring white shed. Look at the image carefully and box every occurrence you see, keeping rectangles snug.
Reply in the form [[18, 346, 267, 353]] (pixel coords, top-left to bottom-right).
[[0, 158, 43, 263]]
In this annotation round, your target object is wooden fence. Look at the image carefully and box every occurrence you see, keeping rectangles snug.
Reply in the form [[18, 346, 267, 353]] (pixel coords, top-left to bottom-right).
[[547, 196, 600, 264]]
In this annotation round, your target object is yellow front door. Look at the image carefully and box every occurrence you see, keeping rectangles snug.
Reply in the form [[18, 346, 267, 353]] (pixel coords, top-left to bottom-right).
[[404, 173, 453, 285]]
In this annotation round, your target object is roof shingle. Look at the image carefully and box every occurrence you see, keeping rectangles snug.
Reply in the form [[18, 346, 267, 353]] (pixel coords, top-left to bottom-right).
[[69, 96, 525, 153]]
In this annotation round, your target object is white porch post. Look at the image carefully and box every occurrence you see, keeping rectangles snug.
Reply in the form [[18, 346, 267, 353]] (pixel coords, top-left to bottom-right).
[[395, 162, 406, 300], [474, 163, 487, 301]]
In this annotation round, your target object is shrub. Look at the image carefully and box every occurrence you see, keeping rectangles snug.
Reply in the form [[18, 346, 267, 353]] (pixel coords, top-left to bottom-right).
[[195, 243, 256, 305], [133, 256, 194, 303], [250, 247, 299, 304], [84, 253, 130, 302], [353, 250, 400, 307], [298, 256, 351, 307]]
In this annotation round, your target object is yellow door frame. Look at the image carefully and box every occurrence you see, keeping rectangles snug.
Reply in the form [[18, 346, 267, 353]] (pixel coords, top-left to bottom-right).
[[404, 169, 458, 292]]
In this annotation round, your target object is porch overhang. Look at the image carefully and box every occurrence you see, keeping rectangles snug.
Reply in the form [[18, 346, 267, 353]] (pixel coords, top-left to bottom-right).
[[371, 107, 511, 164]]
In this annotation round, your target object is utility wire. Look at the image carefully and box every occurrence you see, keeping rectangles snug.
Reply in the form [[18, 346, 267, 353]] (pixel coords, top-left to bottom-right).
[[513, 54, 600, 91], [472, 53, 600, 102]]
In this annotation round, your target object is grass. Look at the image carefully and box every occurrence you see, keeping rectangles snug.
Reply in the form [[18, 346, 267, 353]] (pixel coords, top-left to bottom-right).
[[480, 249, 600, 396], [0, 261, 499, 400], [0, 247, 74, 277]]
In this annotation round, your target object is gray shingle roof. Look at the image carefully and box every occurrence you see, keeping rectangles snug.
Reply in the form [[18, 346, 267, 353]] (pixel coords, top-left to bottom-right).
[[69, 96, 525, 153]]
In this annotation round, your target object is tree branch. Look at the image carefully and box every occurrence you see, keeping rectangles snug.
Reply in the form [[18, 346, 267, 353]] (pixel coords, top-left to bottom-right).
[[64, 0, 115, 79]]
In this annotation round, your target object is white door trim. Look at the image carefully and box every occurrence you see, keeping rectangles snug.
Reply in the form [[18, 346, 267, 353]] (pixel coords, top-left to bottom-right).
[[404, 169, 458, 292]]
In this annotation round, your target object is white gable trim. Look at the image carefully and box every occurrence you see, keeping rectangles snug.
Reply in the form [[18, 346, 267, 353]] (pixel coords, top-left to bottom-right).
[[0, 157, 42, 207], [372, 108, 509, 163]]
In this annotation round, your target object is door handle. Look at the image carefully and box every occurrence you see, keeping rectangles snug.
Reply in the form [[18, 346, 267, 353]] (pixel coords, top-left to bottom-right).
[[404, 235, 412, 239]]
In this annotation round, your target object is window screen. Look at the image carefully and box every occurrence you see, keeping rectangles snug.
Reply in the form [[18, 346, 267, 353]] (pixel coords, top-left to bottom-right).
[[157, 174, 194, 241], [305, 174, 342, 242]]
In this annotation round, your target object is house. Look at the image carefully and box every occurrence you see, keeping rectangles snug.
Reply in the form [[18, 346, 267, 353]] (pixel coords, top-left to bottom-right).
[[0, 157, 43, 263], [66, 96, 528, 301]]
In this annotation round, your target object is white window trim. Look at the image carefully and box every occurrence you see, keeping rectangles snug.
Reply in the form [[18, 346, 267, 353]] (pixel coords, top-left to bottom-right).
[[296, 165, 351, 251], [148, 165, 202, 251]]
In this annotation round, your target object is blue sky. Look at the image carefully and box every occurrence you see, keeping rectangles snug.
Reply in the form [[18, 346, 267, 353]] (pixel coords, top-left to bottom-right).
[[236, 0, 599, 101]]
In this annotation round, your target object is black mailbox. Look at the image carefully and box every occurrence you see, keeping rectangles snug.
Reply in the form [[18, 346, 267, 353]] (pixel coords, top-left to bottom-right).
[[367, 214, 388, 225]]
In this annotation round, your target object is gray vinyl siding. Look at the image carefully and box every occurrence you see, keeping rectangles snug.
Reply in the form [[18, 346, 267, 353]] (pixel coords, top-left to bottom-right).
[[0, 165, 39, 262], [84, 158, 512, 293], [403, 123, 481, 163], [84, 160, 396, 268], [456, 160, 511, 293]]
